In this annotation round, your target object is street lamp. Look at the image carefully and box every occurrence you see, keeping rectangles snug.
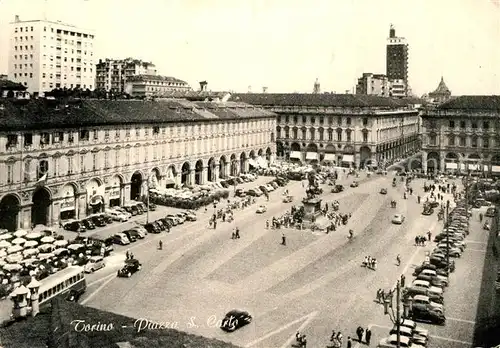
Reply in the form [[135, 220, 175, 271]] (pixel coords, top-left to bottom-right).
[[445, 199, 450, 276], [382, 278, 413, 348]]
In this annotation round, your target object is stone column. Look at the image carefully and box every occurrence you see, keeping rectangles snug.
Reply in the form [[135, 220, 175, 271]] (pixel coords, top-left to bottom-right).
[[439, 153, 445, 173], [189, 169, 196, 186], [122, 183, 130, 205], [52, 199, 61, 227], [77, 193, 87, 219], [201, 167, 208, 185], [214, 164, 220, 181], [421, 151, 428, 173]]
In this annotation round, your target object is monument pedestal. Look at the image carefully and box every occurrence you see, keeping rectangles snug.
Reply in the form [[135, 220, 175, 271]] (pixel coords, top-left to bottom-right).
[[301, 197, 322, 229]]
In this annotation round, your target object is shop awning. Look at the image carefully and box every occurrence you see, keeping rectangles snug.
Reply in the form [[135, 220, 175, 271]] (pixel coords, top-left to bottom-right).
[[492, 165, 500, 173], [468, 164, 479, 170], [89, 195, 103, 206], [60, 197, 75, 212], [165, 179, 176, 186], [445, 162, 458, 169], [459, 163, 466, 170], [290, 151, 302, 159], [257, 156, 268, 168], [306, 152, 318, 160], [248, 158, 258, 167], [342, 155, 354, 162], [483, 165, 489, 172], [323, 153, 336, 161]]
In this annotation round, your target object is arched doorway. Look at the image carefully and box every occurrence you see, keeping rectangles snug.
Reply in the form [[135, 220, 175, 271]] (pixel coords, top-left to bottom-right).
[[290, 142, 301, 162], [130, 172, 143, 201], [230, 154, 238, 176], [257, 149, 263, 157], [240, 152, 247, 174], [108, 175, 123, 207], [219, 156, 227, 179], [86, 178, 105, 214], [445, 152, 459, 172], [32, 188, 51, 226], [359, 146, 372, 169], [290, 142, 301, 151], [341, 145, 355, 168], [149, 168, 161, 189], [305, 143, 319, 163], [491, 155, 500, 174], [181, 162, 191, 185], [426, 152, 440, 173], [468, 153, 482, 172], [207, 158, 216, 182], [266, 147, 272, 162], [276, 141, 284, 158], [249, 150, 256, 159], [324, 144, 336, 165], [166, 165, 177, 188], [0, 194, 20, 231], [60, 184, 77, 220], [195, 160, 203, 185]]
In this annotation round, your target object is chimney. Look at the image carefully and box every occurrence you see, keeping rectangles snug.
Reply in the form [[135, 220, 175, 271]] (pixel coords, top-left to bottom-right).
[[248, 85, 252, 93], [199, 81, 207, 91], [262, 87, 268, 93], [389, 24, 396, 38], [15, 15, 20, 22]]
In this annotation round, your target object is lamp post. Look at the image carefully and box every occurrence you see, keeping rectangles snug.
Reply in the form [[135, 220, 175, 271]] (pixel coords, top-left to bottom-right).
[[445, 199, 450, 275], [146, 175, 150, 224], [382, 277, 413, 348]]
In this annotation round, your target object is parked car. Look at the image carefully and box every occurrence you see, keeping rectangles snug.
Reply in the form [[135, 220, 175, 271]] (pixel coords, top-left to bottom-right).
[[399, 319, 429, 339], [183, 211, 197, 221], [88, 215, 106, 227], [388, 326, 427, 346], [350, 181, 359, 188], [63, 220, 86, 233], [380, 188, 388, 194], [144, 222, 161, 234], [411, 294, 444, 313], [112, 233, 130, 245], [117, 258, 142, 277], [123, 205, 138, 216], [219, 310, 252, 332], [283, 195, 293, 203], [256, 205, 267, 214], [485, 207, 496, 217], [122, 230, 138, 243], [331, 185, 344, 193], [105, 209, 129, 222], [84, 255, 106, 273], [392, 214, 405, 224], [234, 189, 246, 197], [246, 189, 261, 197], [411, 306, 446, 325], [422, 207, 434, 215], [81, 218, 96, 230]]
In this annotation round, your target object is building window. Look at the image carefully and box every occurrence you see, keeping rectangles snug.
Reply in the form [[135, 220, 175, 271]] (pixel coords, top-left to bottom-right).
[[68, 132, 74, 143], [153, 126, 160, 135], [285, 127, 290, 139], [459, 135, 466, 147], [429, 133, 437, 146], [135, 147, 140, 163], [104, 130, 110, 139], [136, 128, 140, 137], [471, 122, 478, 129], [346, 118, 351, 126], [471, 136, 478, 148], [93, 130, 98, 140], [38, 160, 49, 179], [362, 118, 368, 126], [125, 148, 130, 165], [115, 149, 119, 167], [79, 129, 89, 141], [362, 130, 368, 142], [24, 160, 31, 182], [68, 156, 74, 174], [319, 128, 324, 141], [484, 121, 489, 130], [6, 135, 18, 149], [460, 121, 466, 129], [337, 129, 342, 142], [144, 147, 148, 162], [301, 128, 307, 139], [7, 163, 14, 184], [483, 137, 489, 148], [52, 132, 63, 144], [448, 135, 455, 146], [145, 128, 149, 136], [449, 120, 455, 128], [104, 151, 109, 168], [319, 117, 324, 125], [309, 128, 315, 140], [40, 133, 50, 145], [293, 116, 298, 124], [310, 117, 315, 125], [291, 128, 297, 139], [328, 129, 333, 141], [302, 115, 307, 124], [338, 117, 342, 126], [80, 154, 85, 172], [125, 128, 130, 137], [346, 129, 352, 142]]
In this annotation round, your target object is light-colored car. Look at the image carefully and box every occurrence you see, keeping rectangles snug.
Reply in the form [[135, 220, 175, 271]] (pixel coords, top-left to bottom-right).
[[388, 326, 427, 346], [111, 207, 132, 218], [412, 294, 444, 312], [418, 269, 448, 285], [392, 214, 405, 224], [399, 319, 429, 339], [105, 209, 129, 222], [130, 227, 147, 238], [183, 211, 197, 221], [265, 184, 275, 192], [256, 205, 267, 214], [412, 279, 444, 296], [84, 255, 106, 273], [378, 334, 425, 348]]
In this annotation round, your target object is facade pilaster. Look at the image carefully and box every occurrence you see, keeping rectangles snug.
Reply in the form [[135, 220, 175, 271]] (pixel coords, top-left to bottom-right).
[[189, 170, 195, 186], [77, 192, 87, 220], [122, 183, 131, 206], [421, 151, 428, 173], [20, 203, 32, 230]]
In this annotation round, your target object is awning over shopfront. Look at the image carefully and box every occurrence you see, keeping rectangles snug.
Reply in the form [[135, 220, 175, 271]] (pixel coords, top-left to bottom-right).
[[306, 152, 319, 160], [342, 155, 354, 162], [164, 179, 176, 186], [492, 165, 500, 173], [108, 187, 120, 200], [89, 195, 103, 206], [290, 151, 302, 159], [468, 164, 479, 170], [248, 158, 258, 167], [323, 153, 336, 161], [460, 163, 466, 170], [60, 197, 75, 212], [256, 156, 268, 168], [445, 162, 458, 169]]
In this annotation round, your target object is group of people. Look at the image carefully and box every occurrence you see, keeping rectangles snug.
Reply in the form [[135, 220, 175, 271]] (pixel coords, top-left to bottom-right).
[[295, 331, 307, 347], [414, 235, 427, 246], [362, 256, 378, 270]]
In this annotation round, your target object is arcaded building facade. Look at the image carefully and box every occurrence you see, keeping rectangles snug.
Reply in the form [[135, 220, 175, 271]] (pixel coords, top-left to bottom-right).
[[0, 97, 276, 231], [420, 95, 500, 174], [232, 93, 420, 168]]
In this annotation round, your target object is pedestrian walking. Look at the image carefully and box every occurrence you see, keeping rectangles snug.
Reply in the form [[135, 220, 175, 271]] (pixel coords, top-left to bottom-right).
[[365, 328, 372, 345], [281, 233, 286, 246], [396, 254, 401, 266], [427, 230, 432, 241], [479, 213, 483, 222], [347, 336, 352, 348], [158, 240, 163, 250], [417, 195, 421, 204], [356, 327, 364, 342], [235, 227, 240, 239], [401, 275, 405, 288], [126, 251, 130, 259], [213, 220, 217, 229]]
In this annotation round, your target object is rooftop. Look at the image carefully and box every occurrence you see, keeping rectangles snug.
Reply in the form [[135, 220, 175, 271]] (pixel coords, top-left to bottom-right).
[[230, 93, 423, 108], [0, 298, 241, 348], [0, 97, 275, 131], [429, 77, 451, 96], [437, 96, 500, 110], [127, 75, 188, 84], [97, 58, 156, 67], [0, 79, 27, 91]]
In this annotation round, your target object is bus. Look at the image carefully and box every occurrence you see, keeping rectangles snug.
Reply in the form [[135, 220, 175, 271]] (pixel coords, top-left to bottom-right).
[[38, 266, 86, 307]]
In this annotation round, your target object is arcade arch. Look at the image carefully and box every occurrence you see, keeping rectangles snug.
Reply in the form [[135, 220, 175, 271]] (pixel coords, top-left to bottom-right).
[[195, 160, 204, 185], [59, 183, 78, 220], [181, 162, 191, 185], [130, 172, 143, 201], [32, 188, 51, 226], [0, 194, 20, 231]]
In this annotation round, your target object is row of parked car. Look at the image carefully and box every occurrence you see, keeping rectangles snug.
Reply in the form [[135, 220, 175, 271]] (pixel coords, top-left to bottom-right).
[[235, 176, 289, 198], [62, 202, 157, 232], [377, 200, 472, 348]]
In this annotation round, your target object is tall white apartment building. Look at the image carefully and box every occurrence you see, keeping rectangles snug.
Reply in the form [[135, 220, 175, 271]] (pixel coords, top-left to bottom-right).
[[7, 15, 95, 95]]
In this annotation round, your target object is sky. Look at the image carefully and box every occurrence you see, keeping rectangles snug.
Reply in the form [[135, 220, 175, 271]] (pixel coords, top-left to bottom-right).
[[0, 0, 499, 96]]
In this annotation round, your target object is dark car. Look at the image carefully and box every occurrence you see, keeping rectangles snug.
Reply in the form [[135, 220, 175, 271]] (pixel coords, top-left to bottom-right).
[[246, 189, 260, 197], [331, 185, 344, 193], [422, 207, 434, 215], [145, 222, 161, 234], [158, 218, 172, 228], [429, 202, 440, 208], [89, 215, 106, 227], [63, 220, 86, 233], [99, 213, 113, 224], [82, 218, 96, 230], [259, 185, 269, 194], [135, 205, 145, 215], [155, 220, 167, 231], [413, 263, 448, 277], [117, 259, 142, 278], [122, 230, 138, 243], [234, 189, 246, 198], [411, 306, 446, 325], [485, 207, 496, 217], [148, 203, 157, 211], [220, 181, 229, 188], [380, 188, 388, 194], [429, 256, 455, 272], [220, 310, 252, 332], [123, 206, 138, 216]]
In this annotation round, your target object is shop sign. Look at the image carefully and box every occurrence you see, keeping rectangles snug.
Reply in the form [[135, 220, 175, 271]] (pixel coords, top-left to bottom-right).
[[109, 187, 120, 200], [60, 197, 75, 212]]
